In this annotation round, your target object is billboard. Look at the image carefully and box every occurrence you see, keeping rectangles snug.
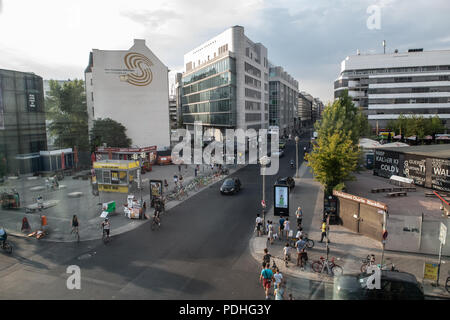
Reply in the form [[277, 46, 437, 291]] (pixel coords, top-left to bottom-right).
[[374, 149, 401, 178], [274, 184, 289, 216], [403, 154, 426, 186], [431, 158, 450, 192]]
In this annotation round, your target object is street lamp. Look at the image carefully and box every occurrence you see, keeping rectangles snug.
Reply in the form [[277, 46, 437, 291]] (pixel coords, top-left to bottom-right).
[[295, 136, 299, 178], [259, 156, 271, 233]]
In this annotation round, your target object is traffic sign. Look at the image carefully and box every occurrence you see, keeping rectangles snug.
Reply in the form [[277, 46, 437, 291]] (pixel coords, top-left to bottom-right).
[[382, 230, 388, 240], [423, 262, 439, 281], [439, 223, 447, 245], [261, 200, 266, 208]]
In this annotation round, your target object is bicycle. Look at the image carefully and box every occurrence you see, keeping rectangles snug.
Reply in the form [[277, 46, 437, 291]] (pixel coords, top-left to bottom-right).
[[289, 236, 314, 249], [1, 240, 13, 254], [150, 215, 161, 231], [101, 227, 111, 244], [312, 256, 343, 276], [71, 227, 80, 243]]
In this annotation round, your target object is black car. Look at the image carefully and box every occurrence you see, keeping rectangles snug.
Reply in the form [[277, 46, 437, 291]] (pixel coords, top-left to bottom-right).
[[275, 177, 295, 189], [334, 270, 424, 300], [220, 178, 241, 195]]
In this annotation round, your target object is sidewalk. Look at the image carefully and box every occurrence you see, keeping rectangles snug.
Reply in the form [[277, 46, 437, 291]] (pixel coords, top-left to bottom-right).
[[249, 162, 450, 299], [2, 163, 244, 242]]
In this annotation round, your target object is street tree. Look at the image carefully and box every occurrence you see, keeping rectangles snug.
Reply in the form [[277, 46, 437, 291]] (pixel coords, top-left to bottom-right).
[[89, 118, 132, 152], [45, 80, 89, 151], [305, 131, 360, 195]]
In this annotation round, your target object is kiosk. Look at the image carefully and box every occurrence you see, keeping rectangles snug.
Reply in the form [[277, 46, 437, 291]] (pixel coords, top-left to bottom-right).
[[93, 160, 139, 193]]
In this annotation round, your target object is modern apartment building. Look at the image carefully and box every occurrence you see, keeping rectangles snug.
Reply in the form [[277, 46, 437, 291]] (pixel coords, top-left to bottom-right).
[[313, 98, 324, 124], [0, 69, 47, 174], [298, 91, 314, 127], [335, 49, 450, 129], [85, 39, 171, 150], [181, 26, 269, 140], [268, 65, 299, 135]]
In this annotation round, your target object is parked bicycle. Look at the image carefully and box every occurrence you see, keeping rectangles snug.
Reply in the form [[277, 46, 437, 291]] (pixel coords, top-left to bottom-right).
[[312, 256, 343, 276]]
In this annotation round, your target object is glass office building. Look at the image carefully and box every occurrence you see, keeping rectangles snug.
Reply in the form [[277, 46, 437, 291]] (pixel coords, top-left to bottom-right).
[[0, 69, 47, 174], [182, 56, 237, 128]]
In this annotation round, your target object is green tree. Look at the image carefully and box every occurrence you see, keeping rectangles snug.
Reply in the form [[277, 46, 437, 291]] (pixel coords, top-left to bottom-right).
[[425, 115, 445, 136], [305, 131, 360, 195], [306, 90, 363, 193], [45, 80, 89, 151], [89, 118, 132, 152], [315, 90, 363, 145]]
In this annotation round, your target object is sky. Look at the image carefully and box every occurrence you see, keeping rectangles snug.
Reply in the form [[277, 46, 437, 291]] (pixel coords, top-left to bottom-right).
[[1, 0, 450, 104]]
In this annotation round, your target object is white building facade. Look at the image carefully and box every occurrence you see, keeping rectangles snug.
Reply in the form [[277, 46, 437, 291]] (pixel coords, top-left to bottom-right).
[[85, 39, 171, 149], [335, 49, 450, 129], [181, 26, 269, 139]]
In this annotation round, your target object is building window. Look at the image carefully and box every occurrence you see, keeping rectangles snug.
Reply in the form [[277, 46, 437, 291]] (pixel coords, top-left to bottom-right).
[[91, 92, 94, 101]]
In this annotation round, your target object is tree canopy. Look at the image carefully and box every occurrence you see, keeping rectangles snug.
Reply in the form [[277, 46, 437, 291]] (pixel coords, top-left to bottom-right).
[[89, 118, 132, 152], [386, 114, 445, 139], [306, 90, 364, 193], [45, 79, 89, 151]]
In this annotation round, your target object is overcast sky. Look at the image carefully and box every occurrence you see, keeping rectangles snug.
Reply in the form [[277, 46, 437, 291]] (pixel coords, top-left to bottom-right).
[[1, 0, 450, 104]]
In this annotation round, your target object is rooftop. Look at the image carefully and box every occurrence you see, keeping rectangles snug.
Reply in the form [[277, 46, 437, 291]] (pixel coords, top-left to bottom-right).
[[377, 144, 450, 159]]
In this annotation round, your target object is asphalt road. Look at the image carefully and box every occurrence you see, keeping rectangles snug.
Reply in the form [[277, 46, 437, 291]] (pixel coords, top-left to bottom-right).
[[0, 135, 312, 299]]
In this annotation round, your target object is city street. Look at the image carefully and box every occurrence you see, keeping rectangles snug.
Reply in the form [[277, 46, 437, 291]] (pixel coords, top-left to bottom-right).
[[0, 136, 321, 299]]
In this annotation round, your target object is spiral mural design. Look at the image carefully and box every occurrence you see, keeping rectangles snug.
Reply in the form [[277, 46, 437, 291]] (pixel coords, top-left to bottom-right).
[[123, 52, 153, 86]]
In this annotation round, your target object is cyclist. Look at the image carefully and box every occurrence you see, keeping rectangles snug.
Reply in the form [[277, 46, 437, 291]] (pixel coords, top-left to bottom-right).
[[71, 215, 79, 237], [153, 209, 161, 226], [0, 227, 7, 248], [101, 218, 111, 240]]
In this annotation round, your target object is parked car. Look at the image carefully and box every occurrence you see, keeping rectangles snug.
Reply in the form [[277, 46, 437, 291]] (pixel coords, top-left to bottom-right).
[[334, 270, 424, 300], [275, 177, 295, 189], [220, 178, 242, 195]]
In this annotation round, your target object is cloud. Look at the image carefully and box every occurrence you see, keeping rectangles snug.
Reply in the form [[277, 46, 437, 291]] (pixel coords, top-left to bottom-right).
[[0, 0, 449, 104]]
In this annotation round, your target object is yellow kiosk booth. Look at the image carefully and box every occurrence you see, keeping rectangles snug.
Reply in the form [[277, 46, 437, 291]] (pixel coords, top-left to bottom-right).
[[93, 160, 140, 193]]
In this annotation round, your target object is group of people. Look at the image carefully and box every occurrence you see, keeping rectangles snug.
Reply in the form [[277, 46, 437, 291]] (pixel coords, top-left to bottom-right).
[[70, 214, 111, 241], [260, 249, 289, 300]]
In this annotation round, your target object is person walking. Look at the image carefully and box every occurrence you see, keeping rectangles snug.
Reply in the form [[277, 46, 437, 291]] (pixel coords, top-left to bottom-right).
[[283, 242, 291, 267], [320, 220, 329, 243], [295, 206, 303, 228], [262, 248, 271, 267], [173, 174, 178, 188], [267, 221, 274, 245], [260, 263, 274, 300], [278, 216, 285, 240], [255, 214, 263, 237], [273, 268, 284, 292], [178, 164, 181, 173], [283, 217, 291, 239], [296, 236, 307, 270]]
